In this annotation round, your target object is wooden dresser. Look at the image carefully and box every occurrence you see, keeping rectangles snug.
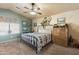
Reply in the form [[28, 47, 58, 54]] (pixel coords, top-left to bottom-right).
[[53, 24, 69, 47]]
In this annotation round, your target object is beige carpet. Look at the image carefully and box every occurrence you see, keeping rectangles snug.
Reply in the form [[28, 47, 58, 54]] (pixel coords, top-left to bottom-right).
[[0, 39, 79, 55]]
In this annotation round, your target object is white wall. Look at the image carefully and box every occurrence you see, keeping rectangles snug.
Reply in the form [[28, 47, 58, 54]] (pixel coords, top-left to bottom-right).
[[33, 9, 79, 40]]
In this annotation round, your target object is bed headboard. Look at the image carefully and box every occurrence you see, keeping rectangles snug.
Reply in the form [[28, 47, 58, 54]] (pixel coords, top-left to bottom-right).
[[37, 25, 53, 34]]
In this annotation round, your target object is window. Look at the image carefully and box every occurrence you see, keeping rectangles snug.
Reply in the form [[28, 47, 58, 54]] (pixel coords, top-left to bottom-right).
[[0, 16, 20, 35], [0, 22, 9, 35], [10, 23, 20, 34], [0, 22, 20, 35]]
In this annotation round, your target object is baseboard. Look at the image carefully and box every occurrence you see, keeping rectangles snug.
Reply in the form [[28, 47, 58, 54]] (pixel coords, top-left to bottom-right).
[[0, 38, 20, 44]]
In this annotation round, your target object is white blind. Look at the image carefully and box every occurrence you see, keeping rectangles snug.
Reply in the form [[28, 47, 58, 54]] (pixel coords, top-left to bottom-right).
[[0, 16, 20, 35], [0, 16, 19, 23]]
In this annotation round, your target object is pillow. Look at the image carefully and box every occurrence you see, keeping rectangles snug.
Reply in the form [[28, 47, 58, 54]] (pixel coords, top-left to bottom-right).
[[38, 26, 53, 34]]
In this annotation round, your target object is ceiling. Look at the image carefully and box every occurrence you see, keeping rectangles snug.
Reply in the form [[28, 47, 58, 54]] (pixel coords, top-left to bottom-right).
[[0, 3, 79, 19]]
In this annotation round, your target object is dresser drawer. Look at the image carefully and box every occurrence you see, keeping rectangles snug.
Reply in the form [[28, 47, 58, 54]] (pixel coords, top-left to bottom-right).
[[53, 38, 68, 47]]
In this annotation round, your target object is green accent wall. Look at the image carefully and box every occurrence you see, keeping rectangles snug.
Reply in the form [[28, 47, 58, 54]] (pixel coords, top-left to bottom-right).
[[0, 9, 32, 42]]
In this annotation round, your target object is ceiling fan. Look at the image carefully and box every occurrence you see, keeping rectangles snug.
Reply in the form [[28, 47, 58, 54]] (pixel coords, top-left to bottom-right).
[[16, 3, 42, 15]]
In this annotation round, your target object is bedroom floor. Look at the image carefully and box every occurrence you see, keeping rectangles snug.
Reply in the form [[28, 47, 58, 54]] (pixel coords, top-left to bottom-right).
[[0, 39, 79, 55]]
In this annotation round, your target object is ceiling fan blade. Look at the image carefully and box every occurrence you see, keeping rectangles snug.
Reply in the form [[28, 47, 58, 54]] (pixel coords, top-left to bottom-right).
[[16, 7, 20, 9], [24, 7, 29, 9], [37, 12, 42, 15], [37, 7, 40, 10], [23, 12, 27, 13]]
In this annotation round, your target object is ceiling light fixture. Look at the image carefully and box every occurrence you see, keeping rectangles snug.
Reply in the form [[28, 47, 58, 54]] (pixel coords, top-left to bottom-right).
[[16, 3, 42, 15], [29, 11, 36, 15]]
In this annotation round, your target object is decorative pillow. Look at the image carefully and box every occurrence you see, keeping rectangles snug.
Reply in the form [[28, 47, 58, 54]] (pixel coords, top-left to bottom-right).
[[38, 26, 53, 34]]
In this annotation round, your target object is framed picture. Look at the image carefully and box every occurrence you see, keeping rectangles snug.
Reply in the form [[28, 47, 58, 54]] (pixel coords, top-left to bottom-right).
[[57, 17, 65, 26]]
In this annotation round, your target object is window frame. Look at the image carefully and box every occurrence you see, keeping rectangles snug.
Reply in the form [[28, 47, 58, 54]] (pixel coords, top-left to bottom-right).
[[0, 22, 20, 35]]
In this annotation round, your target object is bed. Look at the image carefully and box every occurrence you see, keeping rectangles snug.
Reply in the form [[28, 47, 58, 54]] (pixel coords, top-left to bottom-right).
[[21, 26, 53, 54]]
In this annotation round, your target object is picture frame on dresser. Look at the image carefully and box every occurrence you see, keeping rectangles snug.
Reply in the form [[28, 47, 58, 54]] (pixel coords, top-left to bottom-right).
[[57, 17, 66, 26]]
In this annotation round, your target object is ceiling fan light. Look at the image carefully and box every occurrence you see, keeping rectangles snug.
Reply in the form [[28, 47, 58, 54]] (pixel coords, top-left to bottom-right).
[[34, 8, 37, 11], [29, 11, 36, 15]]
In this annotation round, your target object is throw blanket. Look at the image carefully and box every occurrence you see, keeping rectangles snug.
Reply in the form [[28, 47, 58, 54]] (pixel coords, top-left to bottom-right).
[[21, 33, 51, 53]]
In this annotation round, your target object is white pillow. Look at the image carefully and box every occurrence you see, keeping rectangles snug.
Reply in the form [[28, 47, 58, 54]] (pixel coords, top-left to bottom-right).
[[38, 26, 52, 34]]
